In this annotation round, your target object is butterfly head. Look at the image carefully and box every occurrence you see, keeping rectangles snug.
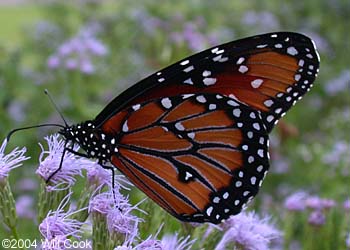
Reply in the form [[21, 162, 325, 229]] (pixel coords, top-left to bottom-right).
[[59, 121, 115, 161]]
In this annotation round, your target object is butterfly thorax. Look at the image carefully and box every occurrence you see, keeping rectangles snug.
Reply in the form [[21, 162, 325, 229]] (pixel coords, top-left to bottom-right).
[[59, 121, 119, 162]]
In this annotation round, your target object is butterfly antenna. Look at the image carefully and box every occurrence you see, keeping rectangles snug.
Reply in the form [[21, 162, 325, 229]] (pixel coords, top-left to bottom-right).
[[6, 123, 65, 142], [44, 89, 68, 127]]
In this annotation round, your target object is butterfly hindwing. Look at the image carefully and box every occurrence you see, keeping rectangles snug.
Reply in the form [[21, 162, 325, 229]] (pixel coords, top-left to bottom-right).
[[109, 94, 269, 223]]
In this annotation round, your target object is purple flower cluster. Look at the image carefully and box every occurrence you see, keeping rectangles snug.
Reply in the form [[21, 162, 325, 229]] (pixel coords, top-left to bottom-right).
[[241, 11, 280, 33], [39, 193, 87, 244], [131, 9, 233, 53], [215, 211, 281, 250], [89, 188, 142, 244], [284, 191, 308, 211], [16, 195, 35, 219], [322, 140, 350, 167], [36, 134, 95, 191], [284, 192, 339, 227], [47, 25, 108, 74]]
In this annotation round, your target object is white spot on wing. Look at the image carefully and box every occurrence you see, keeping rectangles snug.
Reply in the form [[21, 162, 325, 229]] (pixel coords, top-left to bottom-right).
[[251, 79, 263, 88], [203, 77, 217, 86], [183, 78, 193, 85], [122, 121, 129, 132], [161, 98, 172, 109], [196, 95, 207, 103], [238, 65, 249, 73], [236, 57, 245, 64], [287, 46, 298, 55], [180, 60, 189, 65], [132, 104, 141, 111], [175, 122, 185, 131], [183, 65, 194, 72]]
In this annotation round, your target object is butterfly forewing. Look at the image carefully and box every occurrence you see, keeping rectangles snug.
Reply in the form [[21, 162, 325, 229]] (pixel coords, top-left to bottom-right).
[[110, 94, 269, 223], [95, 32, 320, 133]]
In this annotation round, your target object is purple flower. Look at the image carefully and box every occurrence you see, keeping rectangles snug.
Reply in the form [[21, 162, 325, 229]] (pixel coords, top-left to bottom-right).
[[106, 207, 141, 242], [39, 193, 86, 240], [305, 196, 336, 210], [216, 211, 281, 250], [284, 191, 308, 211], [88, 190, 118, 215], [241, 11, 280, 32], [182, 23, 207, 52], [80, 59, 95, 74], [86, 163, 112, 187], [346, 233, 350, 248], [305, 196, 323, 210], [85, 38, 108, 56], [36, 134, 94, 191], [161, 234, 195, 250], [47, 56, 60, 69], [16, 195, 35, 219], [65, 58, 78, 70], [47, 25, 108, 75], [308, 210, 326, 226], [321, 199, 336, 209], [135, 238, 163, 250], [0, 139, 29, 182], [324, 70, 350, 96], [343, 198, 350, 211], [17, 177, 38, 191]]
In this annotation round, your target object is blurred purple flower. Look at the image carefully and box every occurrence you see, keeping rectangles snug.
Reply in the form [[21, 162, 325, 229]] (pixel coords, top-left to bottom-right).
[[182, 23, 207, 52], [36, 134, 94, 191], [284, 191, 308, 211], [324, 70, 350, 96], [241, 11, 280, 32], [216, 211, 281, 250], [321, 199, 337, 209], [0, 139, 29, 182], [305, 196, 336, 210], [16, 195, 35, 219], [131, 8, 165, 35], [305, 196, 324, 210], [17, 177, 38, 191], [344, 199, 350, 211], [47, 56, 60, 69], [39, 193, 86, 240], [322, 140, 350, 167], [65, 58, 78, 70], [308, 210, 326, 226], [80, 59, 95, 74], [47, 25, 108, 75], [346, 233, 350, 248], [161, 234, 195, 250], [7, 101, 26, 122]]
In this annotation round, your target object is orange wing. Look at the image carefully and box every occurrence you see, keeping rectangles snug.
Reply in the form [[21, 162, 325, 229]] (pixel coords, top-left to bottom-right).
[[108, 94, 269, 224], [95, 32, 320, 134]]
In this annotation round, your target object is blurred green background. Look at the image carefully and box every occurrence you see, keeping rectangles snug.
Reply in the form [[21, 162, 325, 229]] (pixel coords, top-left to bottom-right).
[[0, 0, 349, 247]]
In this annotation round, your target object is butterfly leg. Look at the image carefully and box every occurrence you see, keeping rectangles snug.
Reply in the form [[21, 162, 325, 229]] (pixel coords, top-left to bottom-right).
[[46, 143, 89, 183], [98, 162, 116, 190], [46, 140, 69, 183]]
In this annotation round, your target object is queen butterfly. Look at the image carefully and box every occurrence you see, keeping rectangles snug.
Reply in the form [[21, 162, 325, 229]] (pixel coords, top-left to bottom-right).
[[55, 32, 319, 224]]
